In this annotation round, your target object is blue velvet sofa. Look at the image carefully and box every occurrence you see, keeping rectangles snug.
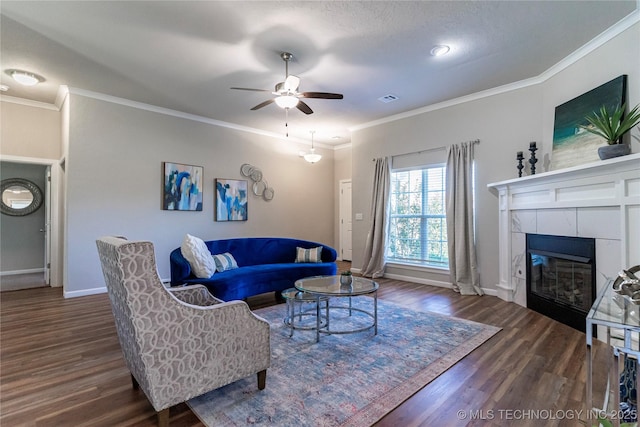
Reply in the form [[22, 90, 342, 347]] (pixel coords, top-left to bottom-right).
[[169, 237, 337, 301]]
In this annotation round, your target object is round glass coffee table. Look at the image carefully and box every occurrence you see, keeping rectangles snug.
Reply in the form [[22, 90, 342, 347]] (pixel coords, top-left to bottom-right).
[[295, 275, 378, 342]]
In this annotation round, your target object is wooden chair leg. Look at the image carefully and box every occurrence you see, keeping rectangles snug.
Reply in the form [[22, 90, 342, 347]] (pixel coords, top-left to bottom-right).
[[257, 369, 267, 390], [131, 374, 139, 390], [157, 408, 169, 427]]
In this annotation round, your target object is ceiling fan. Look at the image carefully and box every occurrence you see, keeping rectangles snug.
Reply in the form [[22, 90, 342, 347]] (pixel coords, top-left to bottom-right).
[[231, 52, 343, 115]]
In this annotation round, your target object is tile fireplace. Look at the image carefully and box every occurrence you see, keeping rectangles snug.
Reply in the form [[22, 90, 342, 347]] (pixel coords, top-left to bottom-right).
[[488, 153, 639, 338]]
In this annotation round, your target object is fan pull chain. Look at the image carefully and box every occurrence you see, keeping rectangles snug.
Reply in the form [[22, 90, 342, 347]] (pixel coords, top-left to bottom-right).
[[285, 108, 289, 137]]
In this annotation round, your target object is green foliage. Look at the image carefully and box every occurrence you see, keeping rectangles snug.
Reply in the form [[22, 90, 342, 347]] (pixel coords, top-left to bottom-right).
[[580, 103, 640, 145], [341, 270, 352, 276], [388, 167, 448, 264], [595, 416, 637, 427]]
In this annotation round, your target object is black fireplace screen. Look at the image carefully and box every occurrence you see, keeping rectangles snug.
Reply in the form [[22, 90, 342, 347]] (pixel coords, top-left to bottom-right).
[[529, 252, 593, 313], [526, 234, 596, 333]]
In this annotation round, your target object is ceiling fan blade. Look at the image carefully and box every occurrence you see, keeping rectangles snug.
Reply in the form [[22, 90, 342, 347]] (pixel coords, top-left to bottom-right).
[[296, 100, 313, 115], [250, 99, 275, 111], [301, 92, 344, 99], [231, 87, 272, 92], [284, 75, 300, 92]]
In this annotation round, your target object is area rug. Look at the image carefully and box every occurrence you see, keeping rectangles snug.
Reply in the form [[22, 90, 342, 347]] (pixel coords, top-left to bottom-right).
[[187, 298, 501, 427]]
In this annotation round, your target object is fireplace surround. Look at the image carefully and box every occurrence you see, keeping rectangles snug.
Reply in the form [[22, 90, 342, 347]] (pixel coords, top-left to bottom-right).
[[488, 153, 640, 335]]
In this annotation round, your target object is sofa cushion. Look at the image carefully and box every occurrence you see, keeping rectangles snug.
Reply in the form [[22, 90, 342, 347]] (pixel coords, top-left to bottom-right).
[[295, 246, 323, 263], [212, 252, 238, 272], [180, 234, 216, 278]]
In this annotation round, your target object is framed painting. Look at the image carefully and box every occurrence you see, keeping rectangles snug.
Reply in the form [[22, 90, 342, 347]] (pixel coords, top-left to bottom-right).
[[162, 162, 203, 211], [550, 75, 627, 170], [215, 178, 248, 221]]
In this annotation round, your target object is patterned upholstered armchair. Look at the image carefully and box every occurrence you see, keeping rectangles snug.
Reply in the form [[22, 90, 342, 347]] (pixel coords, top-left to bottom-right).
[[96, 236, 270, 426]]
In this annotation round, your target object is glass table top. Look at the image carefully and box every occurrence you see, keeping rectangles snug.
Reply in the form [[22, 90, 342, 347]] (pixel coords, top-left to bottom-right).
[[588, 281, 640, 328], [295, 275, 378, 296]]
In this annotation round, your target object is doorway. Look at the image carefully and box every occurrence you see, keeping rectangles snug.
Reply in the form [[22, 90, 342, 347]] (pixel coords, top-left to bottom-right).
[[0, 160, 53, 291], [339, 180, 352, 261]]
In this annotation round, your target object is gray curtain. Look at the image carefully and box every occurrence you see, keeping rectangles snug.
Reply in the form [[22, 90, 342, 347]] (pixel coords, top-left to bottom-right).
[[446, 142, 483, 295], [361, 157, 390, 278]]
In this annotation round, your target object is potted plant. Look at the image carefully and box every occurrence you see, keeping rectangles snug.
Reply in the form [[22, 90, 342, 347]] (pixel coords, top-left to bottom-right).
[[339, 270, 352, 286], [579, 103, 640, 160]]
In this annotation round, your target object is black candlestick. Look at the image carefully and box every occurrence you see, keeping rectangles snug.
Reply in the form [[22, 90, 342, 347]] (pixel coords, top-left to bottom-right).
[[528, 142, 538, 175], [516, 151, 524, 177]]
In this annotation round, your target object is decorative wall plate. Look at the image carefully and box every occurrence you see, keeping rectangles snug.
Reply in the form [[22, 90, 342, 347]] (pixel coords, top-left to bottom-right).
[[263, 187, 274, 201], [250, 168, 263, 182], [252, 180, 267, 196], [240, 164, 254, 177]]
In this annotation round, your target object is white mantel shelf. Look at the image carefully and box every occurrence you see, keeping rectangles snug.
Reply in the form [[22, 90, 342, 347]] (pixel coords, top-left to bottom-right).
[[487, 153, 640, 305], [488, 152, 640, 193]]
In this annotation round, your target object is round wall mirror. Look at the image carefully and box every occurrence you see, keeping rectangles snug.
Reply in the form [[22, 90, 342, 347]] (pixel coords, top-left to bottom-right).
[[1, 178, 43, 216]]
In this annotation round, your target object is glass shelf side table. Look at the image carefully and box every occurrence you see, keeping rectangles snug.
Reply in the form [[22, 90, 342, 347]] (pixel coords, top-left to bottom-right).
[[586, 281, 640, 426]]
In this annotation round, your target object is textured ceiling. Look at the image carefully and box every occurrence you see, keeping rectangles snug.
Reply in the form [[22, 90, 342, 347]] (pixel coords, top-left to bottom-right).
[[1, 1, 637, 145]]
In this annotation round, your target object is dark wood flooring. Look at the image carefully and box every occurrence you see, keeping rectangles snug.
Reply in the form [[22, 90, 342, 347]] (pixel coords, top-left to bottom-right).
[[0, 262, 608, 426]]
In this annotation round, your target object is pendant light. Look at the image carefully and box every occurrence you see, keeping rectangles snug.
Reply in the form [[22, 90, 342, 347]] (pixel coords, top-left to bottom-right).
[[303, 131, 322, 164]]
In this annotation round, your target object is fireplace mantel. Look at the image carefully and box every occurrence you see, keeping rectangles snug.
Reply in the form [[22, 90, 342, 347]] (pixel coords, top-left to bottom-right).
[[487, 153, 640, 304]]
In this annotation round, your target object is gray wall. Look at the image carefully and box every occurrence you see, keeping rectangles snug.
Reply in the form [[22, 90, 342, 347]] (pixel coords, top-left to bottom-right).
[[351, 22, 639, 291], [65, 94, 335, 295], [0, 161, 47, 272]]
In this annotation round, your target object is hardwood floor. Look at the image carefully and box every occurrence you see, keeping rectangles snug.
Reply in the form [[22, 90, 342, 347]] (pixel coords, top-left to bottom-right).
[[0, 265, 608, 426]]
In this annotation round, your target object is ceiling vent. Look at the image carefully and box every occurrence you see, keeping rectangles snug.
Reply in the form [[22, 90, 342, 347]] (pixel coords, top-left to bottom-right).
[[378, 94, 399, 103]]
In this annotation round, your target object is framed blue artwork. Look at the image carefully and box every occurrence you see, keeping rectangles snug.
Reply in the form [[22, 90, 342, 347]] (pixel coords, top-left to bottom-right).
[[162, 162, 203, 211], [215, 178, 248, 221]]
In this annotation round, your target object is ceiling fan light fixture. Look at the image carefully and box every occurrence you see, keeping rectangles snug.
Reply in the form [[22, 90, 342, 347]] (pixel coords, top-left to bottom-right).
[[275, 95, 299, 109], [9, 70, 41, 86], [430, 45, 450, 57]]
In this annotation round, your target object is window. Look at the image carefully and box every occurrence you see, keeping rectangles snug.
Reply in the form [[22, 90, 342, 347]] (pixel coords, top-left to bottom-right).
[[387, 166, 448, 268]]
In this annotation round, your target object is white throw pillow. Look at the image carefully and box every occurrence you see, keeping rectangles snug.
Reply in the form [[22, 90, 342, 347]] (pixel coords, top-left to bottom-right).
[[295, 246, 323, 263], [180, 234, 216, 278], [212, 252, 239, 272]]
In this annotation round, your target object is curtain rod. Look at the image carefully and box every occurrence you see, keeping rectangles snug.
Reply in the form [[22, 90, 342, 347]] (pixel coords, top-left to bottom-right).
[[372, 139, 480, 161]]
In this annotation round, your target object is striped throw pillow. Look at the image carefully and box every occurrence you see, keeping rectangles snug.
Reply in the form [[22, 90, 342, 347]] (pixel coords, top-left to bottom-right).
[[295, 246, 323, 263], [212, 252, 238, 272]]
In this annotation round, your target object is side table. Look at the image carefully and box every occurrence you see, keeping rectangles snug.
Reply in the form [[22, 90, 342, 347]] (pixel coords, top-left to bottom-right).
[[281, 288, 329, 338], [586, 281, 640, 426]]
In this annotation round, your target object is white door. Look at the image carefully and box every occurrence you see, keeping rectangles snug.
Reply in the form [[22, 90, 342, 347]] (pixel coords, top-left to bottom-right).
[[339, 180, 352, 261], [44, 167, 51, 284]]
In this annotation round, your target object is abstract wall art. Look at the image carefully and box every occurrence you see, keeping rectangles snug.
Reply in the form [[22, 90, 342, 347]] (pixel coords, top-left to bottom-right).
[[215, 178, 248, 221], [162, 162, 203, 211]]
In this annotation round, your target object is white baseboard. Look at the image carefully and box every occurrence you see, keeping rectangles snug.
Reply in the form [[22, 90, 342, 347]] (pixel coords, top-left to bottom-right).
[[64, 287, 107, 298], [352, 267, 498, 296], [351, 268, 452, 289], [63, 277, 171, 297], [383, 272, 453, 288], [0, 268, 44, 276], [481, 287, 498, 297]]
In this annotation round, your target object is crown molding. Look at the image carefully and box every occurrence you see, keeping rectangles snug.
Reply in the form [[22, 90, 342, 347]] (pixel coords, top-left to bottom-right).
[[0, 154, 59, 165], [0, 94, 59, 111], [350, 9, 639, 132], [55, 85, 69, 110], [66, 87, 325, 146]]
